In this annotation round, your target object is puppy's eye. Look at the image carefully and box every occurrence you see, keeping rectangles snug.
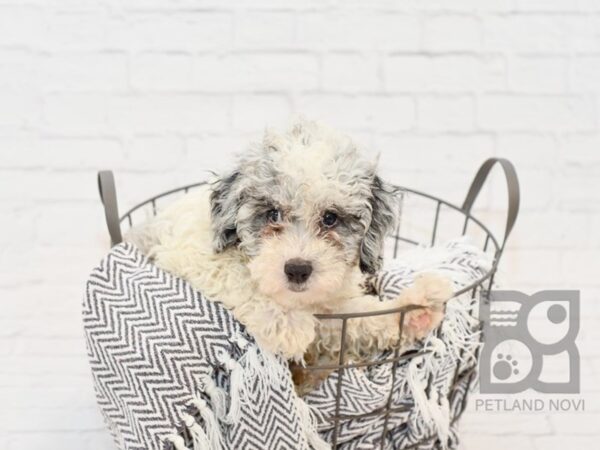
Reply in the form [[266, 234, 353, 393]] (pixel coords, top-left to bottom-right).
[[321, 211, 338, 228], [266, 208, 282, 223]]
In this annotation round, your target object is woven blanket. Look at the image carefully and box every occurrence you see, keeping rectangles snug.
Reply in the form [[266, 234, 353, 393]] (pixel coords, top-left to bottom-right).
[[83, 238, 490, 450]]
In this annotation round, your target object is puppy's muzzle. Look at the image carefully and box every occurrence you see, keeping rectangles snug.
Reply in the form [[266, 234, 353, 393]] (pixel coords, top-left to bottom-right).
[[284, 258, 313, 286]]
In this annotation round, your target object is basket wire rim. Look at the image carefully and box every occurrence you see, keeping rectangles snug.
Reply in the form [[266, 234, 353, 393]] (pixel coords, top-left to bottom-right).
[[118, 182, 502, 320]]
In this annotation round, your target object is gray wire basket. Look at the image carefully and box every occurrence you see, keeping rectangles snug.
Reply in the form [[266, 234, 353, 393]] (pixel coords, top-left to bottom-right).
[[97, 157, 519, 449]]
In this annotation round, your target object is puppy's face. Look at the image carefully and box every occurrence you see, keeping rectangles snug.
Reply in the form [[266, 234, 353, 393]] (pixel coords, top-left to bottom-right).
[[210, 122, 397, 310]]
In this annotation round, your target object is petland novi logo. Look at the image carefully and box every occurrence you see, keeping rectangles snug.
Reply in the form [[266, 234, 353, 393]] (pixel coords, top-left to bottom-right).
[[479, 290, 580, 394]]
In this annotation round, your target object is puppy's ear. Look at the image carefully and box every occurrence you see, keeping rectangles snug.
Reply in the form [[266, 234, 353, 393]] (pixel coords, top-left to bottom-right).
[[359, 176, 399, 274], [210, 171, 241, 252]]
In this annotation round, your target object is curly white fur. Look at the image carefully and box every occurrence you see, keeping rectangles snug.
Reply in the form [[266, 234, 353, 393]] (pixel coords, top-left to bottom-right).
[[126, 120, 452, 378]]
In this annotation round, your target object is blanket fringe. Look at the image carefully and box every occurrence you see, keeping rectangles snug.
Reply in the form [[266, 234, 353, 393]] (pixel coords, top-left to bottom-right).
[[190, 397, 224, 450], [441, 299, 482, 365], [216, 351, 244, 424], [182, 413, 211, 450], [165, 434, 188, 450], [238, 342, 270, 393], [198, 372, 228, 421], [406, 358, 450, 449], [294, 388, 331, 450]]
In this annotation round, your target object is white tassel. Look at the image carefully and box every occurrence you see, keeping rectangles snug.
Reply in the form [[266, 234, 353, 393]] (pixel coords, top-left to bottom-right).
[[423, 335, 446, 357], [239, 344, 286, 392], [232, 333, 250, 350], [238, 344, 268, 393], [182, 413, 210, 450], [406, 359, 450, 446], [294, 396, 331, 450], [420, 336, 447, 381], [191, 396, 224, 450], [238, 344, 283, 415], [165, 434, 188, 450], [198, 373, 227, 420], [259, 347, 287, 385], [217, 351, 244, 424], [406, 358, 433, 424], [441, 301, 481, 365], [437, 393, 451, 450], [420, 390, 450, 449]]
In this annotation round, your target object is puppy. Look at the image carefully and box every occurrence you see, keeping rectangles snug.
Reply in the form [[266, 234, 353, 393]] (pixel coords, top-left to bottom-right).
[[126, 121, 452, 391]]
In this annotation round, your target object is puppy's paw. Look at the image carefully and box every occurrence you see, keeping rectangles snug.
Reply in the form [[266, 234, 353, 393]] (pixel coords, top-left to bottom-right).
[[402, 273, 453, 341]]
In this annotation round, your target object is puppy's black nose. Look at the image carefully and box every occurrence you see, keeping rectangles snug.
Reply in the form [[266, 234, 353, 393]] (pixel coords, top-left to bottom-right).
[[284, 258, 313, 284]]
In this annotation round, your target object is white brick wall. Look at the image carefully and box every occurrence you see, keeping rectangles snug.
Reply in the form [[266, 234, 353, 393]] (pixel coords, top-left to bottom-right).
[[1, 1, 598, 449]]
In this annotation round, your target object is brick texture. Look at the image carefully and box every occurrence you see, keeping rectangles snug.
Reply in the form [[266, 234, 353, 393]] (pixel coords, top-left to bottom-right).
[[1, 1, 599, 449]]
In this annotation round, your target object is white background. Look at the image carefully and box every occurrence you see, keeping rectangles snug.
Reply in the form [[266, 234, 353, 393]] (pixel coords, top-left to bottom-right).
[[1, 1, 599, 449]]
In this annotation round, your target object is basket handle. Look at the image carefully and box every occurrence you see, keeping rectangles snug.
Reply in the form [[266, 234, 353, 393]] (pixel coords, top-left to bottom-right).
[[461, 158, 520, 251], [98, 170, 123, 246]]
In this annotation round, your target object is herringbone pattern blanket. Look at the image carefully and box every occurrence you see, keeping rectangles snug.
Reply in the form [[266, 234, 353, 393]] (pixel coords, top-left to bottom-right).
[[83, 239, 489, 449]]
